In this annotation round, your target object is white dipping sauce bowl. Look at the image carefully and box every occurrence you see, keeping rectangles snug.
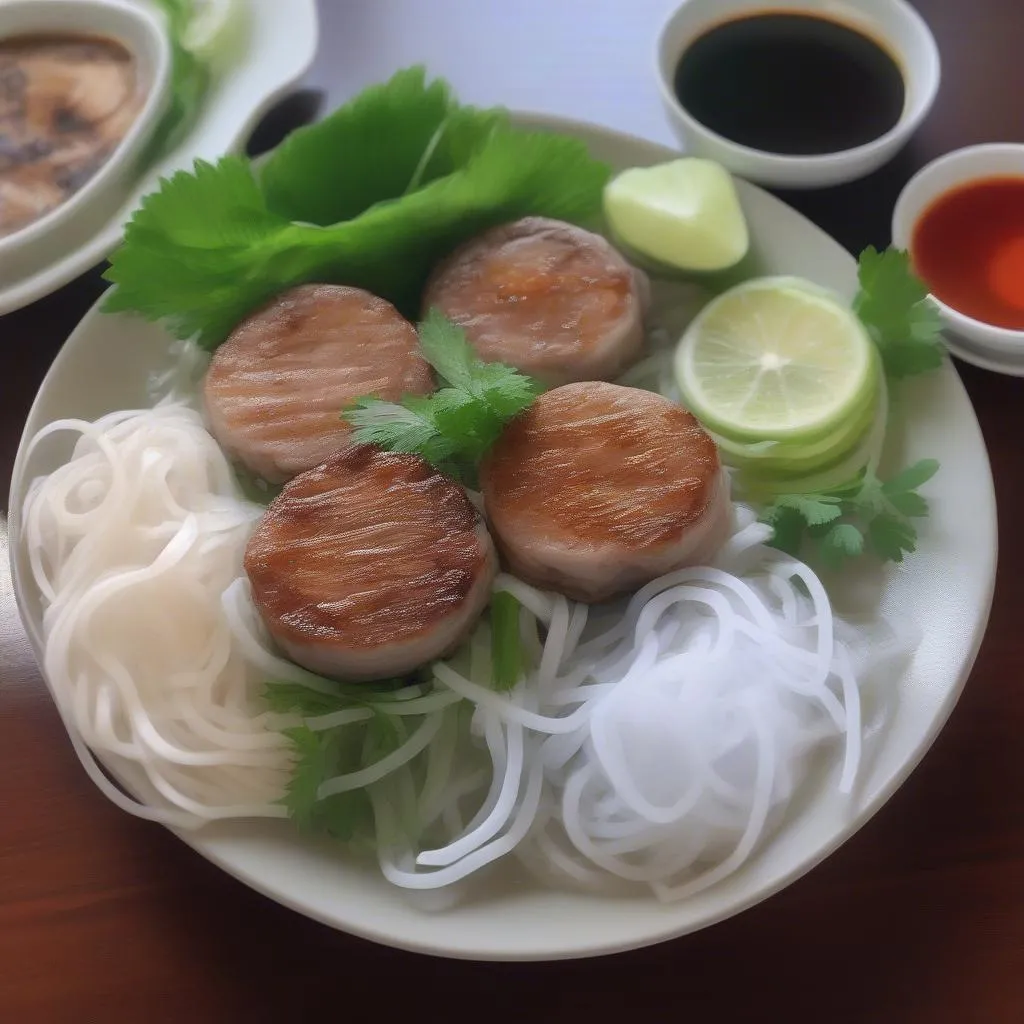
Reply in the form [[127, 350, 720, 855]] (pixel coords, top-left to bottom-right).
[[655, 0, 941, 189], [892, 143, 1024, 373], [0, 0, 171, 274]]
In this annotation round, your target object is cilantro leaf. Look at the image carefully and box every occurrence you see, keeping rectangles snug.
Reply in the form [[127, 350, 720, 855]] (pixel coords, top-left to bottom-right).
[[853, 247, 945, 379], [820, 523, 864, 568], [363, 711, 406, 764], [344, 396, 460, 465], [885, 490, 929, 518], [851, 471, 889, 518], [280, 726, 330, 831], [343, 313, 537, 472], [422, 311, 538, 408], [260, 67, 507, 225], [277, 698, 418, 842], [881, 458, 940, 495], [760, 458, 940, 568], [104, 69, 610, 347], [762, 505, 805, 556], [104, 157, 295, 344], [417, 307, 482, 391], [281, 726, 374, 841], [768, 493, 843, 527], [314, 791, 374, 842], [263, 682, 349, 717], [867, 513, 918, 562]]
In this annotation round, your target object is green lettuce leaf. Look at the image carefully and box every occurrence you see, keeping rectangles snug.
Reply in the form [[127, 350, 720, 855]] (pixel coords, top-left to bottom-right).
[[104, 67, 610, 347]]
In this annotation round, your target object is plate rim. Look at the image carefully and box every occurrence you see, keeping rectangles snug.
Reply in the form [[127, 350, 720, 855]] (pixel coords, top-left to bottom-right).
[[6, 111, 999, 961]]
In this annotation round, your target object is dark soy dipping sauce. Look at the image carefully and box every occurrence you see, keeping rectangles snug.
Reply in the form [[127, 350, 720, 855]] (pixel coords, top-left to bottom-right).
[[673, 12, 905, 156]]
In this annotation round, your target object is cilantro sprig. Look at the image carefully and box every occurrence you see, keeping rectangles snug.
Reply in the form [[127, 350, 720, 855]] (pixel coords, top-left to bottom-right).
[[268, 679, 417, 841], [343, 310, 538, 480], [278, 726, 370, 839], [264, 593, 530, 840], [853, 247, 945, 379], [761, 459, 939, 569]]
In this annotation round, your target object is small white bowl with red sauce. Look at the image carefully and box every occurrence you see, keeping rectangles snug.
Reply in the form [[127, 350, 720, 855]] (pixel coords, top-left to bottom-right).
[[893, 143, 1024, 373]]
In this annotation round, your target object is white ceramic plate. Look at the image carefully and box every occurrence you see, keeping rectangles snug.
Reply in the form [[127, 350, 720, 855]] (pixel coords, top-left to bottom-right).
[[0, 0, 319, 315], [7, 116, 997, 961]]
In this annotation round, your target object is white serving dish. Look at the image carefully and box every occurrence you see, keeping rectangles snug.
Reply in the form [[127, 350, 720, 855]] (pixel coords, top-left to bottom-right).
[[892, 143, 1024, 374], [0, 0, 172, 274], [0, 0, 319, 314], [7, 115, 997, 962], [655, 0, 941, 189]]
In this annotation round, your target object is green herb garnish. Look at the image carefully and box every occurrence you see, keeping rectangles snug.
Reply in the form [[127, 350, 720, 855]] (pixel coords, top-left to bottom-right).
[[490, 592, 525, 691], [104, 66, 610, 347], [761, 458, 940, 568], [269, 680, 411, 842], [259, 67, 502, 226], [279, 725, 380, 841], [263, 682, 359, 718], [854, 246, 945, 379], [344, 310, 538, 477], [264, 675, 429, 714]]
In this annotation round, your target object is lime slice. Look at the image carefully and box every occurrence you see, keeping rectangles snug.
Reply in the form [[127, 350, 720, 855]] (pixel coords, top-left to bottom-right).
[[674, 277, 875, 441], [182, 0, 248, 67], [713, 354, 880, 474], [603, 159, 749, 273]]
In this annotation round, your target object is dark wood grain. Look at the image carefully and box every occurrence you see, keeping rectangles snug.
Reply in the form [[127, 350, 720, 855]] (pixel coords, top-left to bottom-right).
[[2, 2, 1023, 1021]]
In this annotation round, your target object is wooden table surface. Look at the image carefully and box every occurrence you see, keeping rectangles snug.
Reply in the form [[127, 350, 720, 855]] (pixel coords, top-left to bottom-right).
[[2, 1, 1023, 1020]]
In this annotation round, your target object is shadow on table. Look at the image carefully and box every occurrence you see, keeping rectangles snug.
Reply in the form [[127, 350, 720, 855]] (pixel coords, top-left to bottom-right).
[[247, 89, 326, 158]]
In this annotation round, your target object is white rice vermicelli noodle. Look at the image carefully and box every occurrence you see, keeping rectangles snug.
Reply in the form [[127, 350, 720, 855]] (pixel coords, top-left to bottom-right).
[[376, 509, 912, 898], [19, 402, 913, 903], [21, 402, 294, 827]]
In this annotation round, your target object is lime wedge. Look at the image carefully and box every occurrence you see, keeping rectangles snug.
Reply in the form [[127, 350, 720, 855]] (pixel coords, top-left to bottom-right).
[[182, 0, 248, 67], [674, 277, 875, 440], [603, 158, 749, 273]]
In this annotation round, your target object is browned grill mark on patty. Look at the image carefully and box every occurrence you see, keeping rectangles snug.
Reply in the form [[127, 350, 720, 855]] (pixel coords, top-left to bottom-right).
[[482, 382, 721, 552], [424, 217, 646, 386], [203, 284, 434, 482], [245, 447, 492, 655]]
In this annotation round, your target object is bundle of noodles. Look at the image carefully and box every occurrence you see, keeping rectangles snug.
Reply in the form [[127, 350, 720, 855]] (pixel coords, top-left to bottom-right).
[[21, 402, 295, 827], [353, 508, 912, 898], [18, 402, 912, 904]]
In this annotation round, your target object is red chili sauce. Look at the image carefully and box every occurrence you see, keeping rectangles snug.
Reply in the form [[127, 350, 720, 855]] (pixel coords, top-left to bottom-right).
[[911, 176, 1024, 331]]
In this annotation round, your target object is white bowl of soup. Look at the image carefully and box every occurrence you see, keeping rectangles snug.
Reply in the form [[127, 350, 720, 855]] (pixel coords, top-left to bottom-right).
[[655, 0, 941, 189], [0, 0, 171, 273]]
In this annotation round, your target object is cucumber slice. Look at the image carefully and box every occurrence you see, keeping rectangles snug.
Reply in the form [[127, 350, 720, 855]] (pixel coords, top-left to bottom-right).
[[603, 158, 749, 273]]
